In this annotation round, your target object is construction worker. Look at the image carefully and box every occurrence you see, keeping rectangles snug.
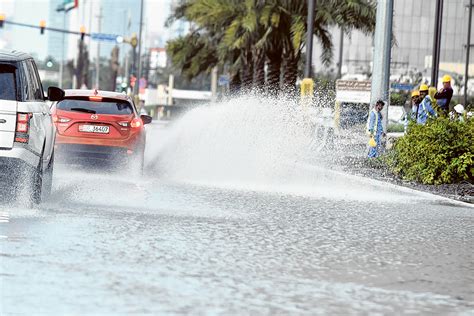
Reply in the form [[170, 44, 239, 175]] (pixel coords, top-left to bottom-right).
[[434, 74, 454, 116], [417, 84, 437, 124], [428, 86, 438, 110], [411, 90, 421, 118], [401, 90, 420, 132], [366, 100, 385, 158]]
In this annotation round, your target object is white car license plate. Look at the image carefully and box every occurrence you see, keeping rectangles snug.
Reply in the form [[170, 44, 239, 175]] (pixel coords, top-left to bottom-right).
[[79, 125, 110, 134]]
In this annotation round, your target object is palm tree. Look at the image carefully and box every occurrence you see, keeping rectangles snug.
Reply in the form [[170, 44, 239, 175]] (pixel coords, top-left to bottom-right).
[[166, 0, 376, 94], [261, 0, 376, 93]]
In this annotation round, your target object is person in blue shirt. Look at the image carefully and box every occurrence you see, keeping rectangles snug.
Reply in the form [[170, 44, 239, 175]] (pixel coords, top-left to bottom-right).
[[416, 84, 437, 124], [366, 100, 385, 158]]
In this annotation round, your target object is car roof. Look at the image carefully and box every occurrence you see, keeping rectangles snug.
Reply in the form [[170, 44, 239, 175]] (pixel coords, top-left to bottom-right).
[[0, 49, 32, 62], [64, 89, 132, 102]]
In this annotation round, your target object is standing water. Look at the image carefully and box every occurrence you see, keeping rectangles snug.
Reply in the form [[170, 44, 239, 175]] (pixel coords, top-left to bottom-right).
[[1, 94, 472, 314]]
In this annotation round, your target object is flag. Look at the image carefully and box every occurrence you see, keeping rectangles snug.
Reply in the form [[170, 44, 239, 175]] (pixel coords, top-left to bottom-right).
[[56, 0, 78, 12]]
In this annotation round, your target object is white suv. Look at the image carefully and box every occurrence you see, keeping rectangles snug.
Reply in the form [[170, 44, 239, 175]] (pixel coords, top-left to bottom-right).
[[0, 50, 64, 204]]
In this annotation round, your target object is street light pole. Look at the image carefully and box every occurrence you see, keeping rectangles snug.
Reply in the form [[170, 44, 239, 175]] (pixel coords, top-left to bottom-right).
[[59, 11, 66, 88], [134, 0, 145, 98], [370, 0, 394, 133], [95, 7, 103, 89], [465, 0, 473, 106], [431, 0, 444, 87], [304, 0, 315, 78]]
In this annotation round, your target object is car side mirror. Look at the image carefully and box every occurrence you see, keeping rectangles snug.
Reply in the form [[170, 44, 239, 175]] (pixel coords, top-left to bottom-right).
[[47, 86, 65, 101], [140, 114, 152, 125]]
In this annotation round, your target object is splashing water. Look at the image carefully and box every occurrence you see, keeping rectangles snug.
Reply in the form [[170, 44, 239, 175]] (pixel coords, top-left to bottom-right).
[[148, 95, 314, 183], [146, 94, 457, 205]]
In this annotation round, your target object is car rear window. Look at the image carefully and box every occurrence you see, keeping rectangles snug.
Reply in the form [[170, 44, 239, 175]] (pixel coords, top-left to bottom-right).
[[57, 98, 134, 115], [0, 64, 17, 101]]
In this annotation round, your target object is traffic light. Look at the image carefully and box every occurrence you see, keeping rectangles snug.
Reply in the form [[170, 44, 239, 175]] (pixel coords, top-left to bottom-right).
[[39, 20, 46, 34], [80, 25, 86, 40], [0, 14, 5, 28], [130, 33, 138, 48]]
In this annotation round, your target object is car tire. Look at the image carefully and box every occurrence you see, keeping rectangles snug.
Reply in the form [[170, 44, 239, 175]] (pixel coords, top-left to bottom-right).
[[42, 151, 54, 198], [31, 158, 43, 205]]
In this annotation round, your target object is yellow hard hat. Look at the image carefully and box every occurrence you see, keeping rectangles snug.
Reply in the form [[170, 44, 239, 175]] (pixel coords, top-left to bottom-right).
[[419, 84, 429, 91], [442, 74, 451, 83], [411, 90, 420, 97]]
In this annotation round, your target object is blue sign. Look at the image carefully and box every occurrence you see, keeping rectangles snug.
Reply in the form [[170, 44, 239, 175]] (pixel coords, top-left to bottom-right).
[[391, 83, 414, 91], [90, 33, 120, 42], [218, 75, 229, 86]]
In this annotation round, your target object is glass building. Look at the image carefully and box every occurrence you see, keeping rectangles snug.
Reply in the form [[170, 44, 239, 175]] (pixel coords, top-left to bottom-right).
[[312, 0, 473, 80]]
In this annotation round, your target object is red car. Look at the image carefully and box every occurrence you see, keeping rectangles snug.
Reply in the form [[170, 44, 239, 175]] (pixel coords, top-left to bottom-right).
[[50, 89, 152, 171]]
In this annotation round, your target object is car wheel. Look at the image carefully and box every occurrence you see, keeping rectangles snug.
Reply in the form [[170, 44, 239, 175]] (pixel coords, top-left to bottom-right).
[[31, 158, 43, 205], [42, 151, 54, 198]]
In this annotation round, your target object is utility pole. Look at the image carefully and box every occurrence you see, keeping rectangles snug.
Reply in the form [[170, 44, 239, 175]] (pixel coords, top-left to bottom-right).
[[370, 0, 394, 133], [465, 0, 473, 106], [134, 0, 145, 98], [431, 0, 444, 88], [59, 11, 66, 88], [301, 0, 316, 104], [95, 7, 103, 89], [304, 0, 315, 78]]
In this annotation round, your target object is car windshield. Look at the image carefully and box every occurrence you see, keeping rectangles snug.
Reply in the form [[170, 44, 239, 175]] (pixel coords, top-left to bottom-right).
[[0, 64, 17, 101], [57, 98, 133, 115]]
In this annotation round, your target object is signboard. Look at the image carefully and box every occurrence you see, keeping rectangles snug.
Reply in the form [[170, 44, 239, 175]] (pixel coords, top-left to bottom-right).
[[391, 83, 414, 91], [90, 33, 120, 42], [335, 80, 371, 103]]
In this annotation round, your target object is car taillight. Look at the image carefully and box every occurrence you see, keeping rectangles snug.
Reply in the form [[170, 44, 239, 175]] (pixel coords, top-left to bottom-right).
[[130, 118, 142, 128], [52, 115, 71, 123], [15, 112, 31, 143]]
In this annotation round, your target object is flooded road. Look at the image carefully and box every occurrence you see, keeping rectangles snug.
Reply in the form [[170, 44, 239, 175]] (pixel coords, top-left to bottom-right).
[[1, 100, 473, 314]]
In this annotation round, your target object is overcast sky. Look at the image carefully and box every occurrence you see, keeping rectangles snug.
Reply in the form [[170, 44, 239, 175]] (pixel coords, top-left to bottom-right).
[[0, 0, 173, 60]]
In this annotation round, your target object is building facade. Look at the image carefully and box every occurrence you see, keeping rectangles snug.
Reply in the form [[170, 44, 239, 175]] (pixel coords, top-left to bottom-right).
[[47, 0, 70, 62], [312, 0, 473, 84]]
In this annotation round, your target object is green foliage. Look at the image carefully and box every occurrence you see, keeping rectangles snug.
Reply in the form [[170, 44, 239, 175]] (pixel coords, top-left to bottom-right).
[[166, 0, 376, 91], [386, 118, 474, 185], [390, 92, 408, 106], [387, 123, 404, 133]]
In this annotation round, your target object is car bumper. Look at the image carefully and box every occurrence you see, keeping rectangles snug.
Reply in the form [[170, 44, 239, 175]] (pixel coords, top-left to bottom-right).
[[0, 147, 40, 170], [55, 143, 132, 162], [55, 133, 143, 152]]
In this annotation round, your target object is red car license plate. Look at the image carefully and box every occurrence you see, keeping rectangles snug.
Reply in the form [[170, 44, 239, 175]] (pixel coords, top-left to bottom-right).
[[79, 125, 110, 134]]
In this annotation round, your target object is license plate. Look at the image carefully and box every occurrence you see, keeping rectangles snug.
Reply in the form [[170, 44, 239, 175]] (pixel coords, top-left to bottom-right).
[[79, 125, 110, 134]]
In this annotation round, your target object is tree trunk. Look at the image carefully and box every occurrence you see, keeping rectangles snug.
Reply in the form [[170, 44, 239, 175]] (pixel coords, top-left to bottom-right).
[[266, 47, 282, 94], [82, 48, 90, 89], [75, 39, 84, 88], [282, 51, 298, 96], [109, 46, 120, 91], [240, 50, 253, 92], [253, 49, 265, 93]]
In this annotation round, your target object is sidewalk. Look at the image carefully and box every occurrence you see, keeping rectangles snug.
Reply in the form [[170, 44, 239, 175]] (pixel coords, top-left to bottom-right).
[[310, 125, 474, 204]]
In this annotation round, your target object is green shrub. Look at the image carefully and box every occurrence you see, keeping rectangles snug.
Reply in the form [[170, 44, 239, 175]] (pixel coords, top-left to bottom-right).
[[387, 123, 405, 133], [386, 118, 474, 184]]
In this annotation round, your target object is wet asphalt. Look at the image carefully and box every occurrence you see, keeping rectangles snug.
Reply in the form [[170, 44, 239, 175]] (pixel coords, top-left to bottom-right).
[[0, 122, 473, 315]]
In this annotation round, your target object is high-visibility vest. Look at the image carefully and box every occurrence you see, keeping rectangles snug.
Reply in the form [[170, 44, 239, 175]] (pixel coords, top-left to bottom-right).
[[366, 109, 378, 136]]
